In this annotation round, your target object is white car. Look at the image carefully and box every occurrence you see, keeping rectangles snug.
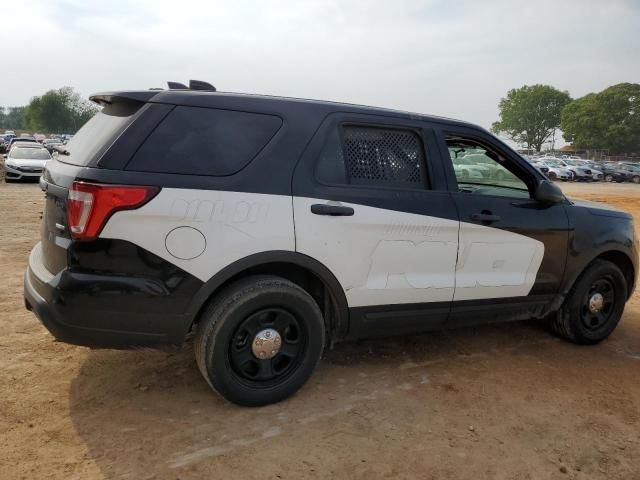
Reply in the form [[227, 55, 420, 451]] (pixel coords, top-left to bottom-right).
[[564, 159, 603, 181], [534, 160, 572, 181], [453, 163, 484, 180], [3, 146, 52, 181]]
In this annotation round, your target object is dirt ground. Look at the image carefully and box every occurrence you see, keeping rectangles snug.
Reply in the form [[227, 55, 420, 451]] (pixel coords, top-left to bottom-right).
[[1, 180, 639, 480]]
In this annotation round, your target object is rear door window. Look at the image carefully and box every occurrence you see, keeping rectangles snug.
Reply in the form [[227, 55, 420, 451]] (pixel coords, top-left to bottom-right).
[[126, 106, 282, 176], [316, 124, 429, 188]]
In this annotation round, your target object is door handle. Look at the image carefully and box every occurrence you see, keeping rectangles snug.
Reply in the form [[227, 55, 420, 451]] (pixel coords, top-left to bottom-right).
[[311, 204, 354, 216], [470, 212, 501, 223]]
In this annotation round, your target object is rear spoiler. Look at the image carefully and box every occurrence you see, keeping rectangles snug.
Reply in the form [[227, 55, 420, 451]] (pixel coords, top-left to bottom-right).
[[89, 91, 161, 106]]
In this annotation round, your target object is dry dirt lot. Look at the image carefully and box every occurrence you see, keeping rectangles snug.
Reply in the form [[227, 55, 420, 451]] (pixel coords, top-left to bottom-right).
[[1, 180, 639, 479]]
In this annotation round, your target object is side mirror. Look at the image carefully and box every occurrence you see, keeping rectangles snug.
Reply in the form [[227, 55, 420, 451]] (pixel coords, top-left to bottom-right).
[[534, 179, 564, 204]]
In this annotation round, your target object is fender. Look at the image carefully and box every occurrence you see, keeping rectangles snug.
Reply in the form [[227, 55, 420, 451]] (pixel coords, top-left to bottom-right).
[[561, 245, 637, 298], [561, 202, 637, 299], [181, 250, 350, 342]]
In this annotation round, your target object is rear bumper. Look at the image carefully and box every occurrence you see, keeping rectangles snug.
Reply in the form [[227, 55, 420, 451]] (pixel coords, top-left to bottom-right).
[[24, 243, 192, 348]]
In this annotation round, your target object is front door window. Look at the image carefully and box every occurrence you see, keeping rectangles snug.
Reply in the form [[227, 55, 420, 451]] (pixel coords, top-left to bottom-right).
[[447, 136, 530, 198]]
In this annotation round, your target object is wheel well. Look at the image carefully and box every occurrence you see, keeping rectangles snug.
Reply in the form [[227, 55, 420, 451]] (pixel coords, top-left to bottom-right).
[[595, 251, 635, 299], [191, 261, 345, 343]]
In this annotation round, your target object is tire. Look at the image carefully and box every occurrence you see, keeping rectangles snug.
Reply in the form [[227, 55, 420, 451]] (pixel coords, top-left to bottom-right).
[[194, 275, 326, 406], [548, 172, 557, 180], [633, 176, 640, 184], [549, 260, 627, 345], [604, 174, 613, 182], [495, 170, 506, 181]]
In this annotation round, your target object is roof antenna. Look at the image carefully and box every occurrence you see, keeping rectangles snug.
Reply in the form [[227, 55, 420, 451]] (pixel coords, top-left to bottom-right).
[[189, 80, 216, 91], [167, 81, 188, 89]]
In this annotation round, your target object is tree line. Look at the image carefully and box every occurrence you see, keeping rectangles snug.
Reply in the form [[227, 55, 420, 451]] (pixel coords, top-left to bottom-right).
[[492, 83, 639, 154], [0, 87, 98, 134]]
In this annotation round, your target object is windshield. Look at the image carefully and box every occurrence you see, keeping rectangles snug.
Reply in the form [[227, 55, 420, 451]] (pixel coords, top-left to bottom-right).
[[9, 148, 51, 160]]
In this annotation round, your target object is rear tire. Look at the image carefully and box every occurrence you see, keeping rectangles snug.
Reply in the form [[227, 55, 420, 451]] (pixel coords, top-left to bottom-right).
[[604, 174, 613, 182], [632, 176, 640, 184], [194, 275, 325, 406], [549, 260, 627, 345]]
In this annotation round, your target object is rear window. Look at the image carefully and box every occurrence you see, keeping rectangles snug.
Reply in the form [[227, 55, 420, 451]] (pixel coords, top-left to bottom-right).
[[59, 101, 141, 166], [125, 106, 282, 176]]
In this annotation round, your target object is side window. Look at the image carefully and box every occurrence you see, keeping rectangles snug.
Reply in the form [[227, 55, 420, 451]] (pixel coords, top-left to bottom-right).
[[126, 106, 282, 176], [446, 135, 530, 197], [316, 124, 428, 188]]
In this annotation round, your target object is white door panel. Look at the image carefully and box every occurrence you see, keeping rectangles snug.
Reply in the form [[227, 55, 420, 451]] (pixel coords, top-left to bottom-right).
[[293, 197, 459, 307], [454, 222, 545, 301]]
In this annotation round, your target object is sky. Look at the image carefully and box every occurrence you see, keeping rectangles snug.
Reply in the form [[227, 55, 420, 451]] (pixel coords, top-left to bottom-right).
[[2, 0, 639, 145]]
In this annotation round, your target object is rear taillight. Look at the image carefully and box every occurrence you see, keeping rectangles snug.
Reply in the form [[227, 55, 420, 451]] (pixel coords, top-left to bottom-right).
[[67, 182, 159, 240]]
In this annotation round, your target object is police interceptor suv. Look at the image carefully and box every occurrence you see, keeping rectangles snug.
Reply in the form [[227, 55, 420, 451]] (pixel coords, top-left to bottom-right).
[[25, 81, 638, 406]]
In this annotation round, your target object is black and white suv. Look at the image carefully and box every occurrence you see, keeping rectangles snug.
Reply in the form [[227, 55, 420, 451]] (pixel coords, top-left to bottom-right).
[[25, 82, 638, 406]]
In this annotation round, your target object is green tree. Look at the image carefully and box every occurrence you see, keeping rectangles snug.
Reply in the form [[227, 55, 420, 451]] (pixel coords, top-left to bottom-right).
[[23, 87, 98, 133], [491, 84, 572, 152], [561, 83, 640, 154], [3, 107, 26, 130]]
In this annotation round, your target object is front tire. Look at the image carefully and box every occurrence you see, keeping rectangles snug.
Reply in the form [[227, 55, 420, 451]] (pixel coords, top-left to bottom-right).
[[549, 260, 627, 345], [195, 275, 325, 406]]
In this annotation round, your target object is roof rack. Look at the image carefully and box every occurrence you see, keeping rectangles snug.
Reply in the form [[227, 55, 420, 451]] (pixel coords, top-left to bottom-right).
[[166, 80, 216, 92]]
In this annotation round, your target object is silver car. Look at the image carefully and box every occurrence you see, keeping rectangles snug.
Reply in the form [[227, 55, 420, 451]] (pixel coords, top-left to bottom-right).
[[3, 146, 52, 181]]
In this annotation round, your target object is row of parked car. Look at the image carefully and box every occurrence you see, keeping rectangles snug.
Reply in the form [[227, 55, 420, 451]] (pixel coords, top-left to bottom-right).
[[524, 155, 640, 183], [0, 130, 69, 181], [0, 131, 73, 154]]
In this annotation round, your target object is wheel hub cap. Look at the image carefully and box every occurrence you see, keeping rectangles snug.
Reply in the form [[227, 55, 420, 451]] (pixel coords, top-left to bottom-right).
[[251, 328, 281, 359], [588, 293, 604, 313]]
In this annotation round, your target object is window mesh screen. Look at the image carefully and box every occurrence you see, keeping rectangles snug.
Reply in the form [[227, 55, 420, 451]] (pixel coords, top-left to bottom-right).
[[343, 126, 424, 185]]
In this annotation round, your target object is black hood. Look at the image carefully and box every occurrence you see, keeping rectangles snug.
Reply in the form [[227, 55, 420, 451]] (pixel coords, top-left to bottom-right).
[[569, 198, 633, 220]]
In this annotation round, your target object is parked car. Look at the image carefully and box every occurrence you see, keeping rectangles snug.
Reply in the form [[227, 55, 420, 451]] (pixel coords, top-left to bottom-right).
[[452, 162, 483, 180], [25, 84, 638, 406], [564, 159, 603, 181], [452, 156, 492, 179], [535, 160, 572, 181], [461, 153, 512, 180], [618, 164, 640, 183], [548, 158, 593, 181], [42, 139, 63, 153], [3, 146, 52, 181], [0, 134, 12, 153], [6, 136, 38, 152], [598, 164, 635, 183]]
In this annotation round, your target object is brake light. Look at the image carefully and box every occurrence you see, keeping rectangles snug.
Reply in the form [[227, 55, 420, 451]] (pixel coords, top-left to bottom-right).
[[67, 182, 159, 240]]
